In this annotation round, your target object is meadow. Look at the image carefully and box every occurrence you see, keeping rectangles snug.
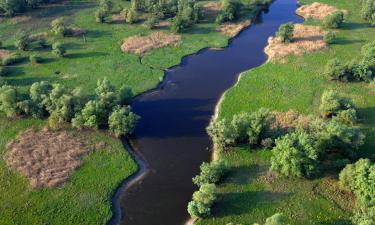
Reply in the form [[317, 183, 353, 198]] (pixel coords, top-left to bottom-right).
[[199, 0, 375, 224]]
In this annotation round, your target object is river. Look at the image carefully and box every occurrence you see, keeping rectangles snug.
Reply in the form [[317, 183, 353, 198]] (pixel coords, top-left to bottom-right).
[[112, 0, 303, 224]]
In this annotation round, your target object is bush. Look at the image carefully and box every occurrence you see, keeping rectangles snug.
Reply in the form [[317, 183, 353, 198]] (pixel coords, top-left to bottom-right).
[[215, 0, 240, 24], [319, 90, 356, 118], [188, 183, 216, 218], [231, 112, 252, 143], [339, 159, 374, 208], [51, 18, 67, 36], [143, 16, 158, 29], [352, 207, 375, 225], [117, 85, 133, 105], [122, 8, 138, 24], [0, 85, 19, 117], [361, 0, 375, 26], [95, 8, 108, 23], [336, 108, 357, 125], [108, 106, 139, 137], [14, 32, 30, 51], [264, 213, 288, 225], [324, 58, 350, 81], [2, 53, 23, 66], [276, 22, 294, 43], [192, 159, 228, 186], [171, 15, 189, 33], [270, 130, 320, 178], [52, 42, 66, 57], [29, 54, 41, 64], [207, 119, 235, 151], [323, 11, 344, 29], [323, 31, 336, 44]]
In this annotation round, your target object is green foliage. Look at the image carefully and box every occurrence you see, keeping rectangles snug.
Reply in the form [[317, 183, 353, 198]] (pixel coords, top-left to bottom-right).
[[192, 159, 228, 186], [339, 158, 374, 208], [95, 8, 108, 23], [270, 130, 320, 178], [51, 18, 67, 36], [117, 85, 133, 105], [352, 207, 375, 225], [276, 22, 294, 43], [361, 0, 375, 26], [143, 16, 159, 29], [108, 106, 139, 137], [207, 118, 235, 151], [29, 80, 52, 118], [319, 90, 356, 118], [0, 0, 26, 16], [125, 8, 138, 24], [323, 11, 344, 29], [264, 213, 288, 225], [324, 58, 349, 81], [14, 31, 30, 51], [323, 31, 336, 44], [171, 15, 189, 33], [0, 85, 19, 117], [29, 54, 41, 64], [99, 0, 112, 12], [216, 0, 240, 24], [52, 42, 66, 57], [188, 183, 217, 218]]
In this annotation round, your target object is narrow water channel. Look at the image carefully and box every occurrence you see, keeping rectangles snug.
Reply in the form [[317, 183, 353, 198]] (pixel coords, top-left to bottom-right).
[[115, 1, 303, 224]]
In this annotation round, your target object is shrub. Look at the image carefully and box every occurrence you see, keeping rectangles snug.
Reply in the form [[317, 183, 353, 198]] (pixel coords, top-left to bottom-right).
[[108, 106, 140, 137], [99, 0, 113, 12], [80, 100, 99, 129], [0, 85, 19, 117], [117, 85, 133, 105], [349, 61, 373, 82], [14, 32, 30, 51], [276, 22, 294, 43], [143, 16, 159, 29], [323, 31, 336, 44], [352, 207, 375, 225], [171, 15, 189, 33], [323, 11, 344, 29], [361, 40, 375, 67], [51, 18, 67, 36], [29, 54, 41, 64], [264, 213, 288, 225], [122, 8, 138, 24], [52, 42, 66, 57], [48, 111, 65, 129], [188, 183, 216, 218], [324, 58, 350, 81], [339, 159, 374, 208], [95, 8, 108, 23], [231, 112, 252, 143], [361, 0, 375, 26], [71, 113, 85, 130], [2, 53, 23, 66], [206, 119, 235, 151], [270, 130, 320, 178], [246, 108, 275, 145], [192, 159, 228, 186], [319, 90, 356, 118], [336, 108, 357, 125], [215, 0, 240, 24]]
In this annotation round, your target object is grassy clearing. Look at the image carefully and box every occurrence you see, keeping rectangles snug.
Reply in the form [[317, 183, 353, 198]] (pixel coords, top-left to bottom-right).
[[200, 0, 375, 224]]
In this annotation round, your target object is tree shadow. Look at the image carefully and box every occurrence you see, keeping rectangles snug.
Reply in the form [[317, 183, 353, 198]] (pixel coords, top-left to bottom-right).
[[7, 76, 53, 86], [66, 51, 108, 59], [333, 37, 365, 45], [320, 219, 352, 225], [224, 164, 268, 185], [41, 57, 58, 64], [86, 30, 112, 38], [341, 22, 371, 31]]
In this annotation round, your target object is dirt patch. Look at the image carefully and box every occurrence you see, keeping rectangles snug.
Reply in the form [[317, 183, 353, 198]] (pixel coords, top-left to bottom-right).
[[296, 2, 347, 20], [11, 16, 32, 24], [265, 24, 327, 62], [69, 27, 86, 36], [121, 32, 181, 54], [202, 1, 221, 17], [0, 49, 11, 59], [273, 110, 309, 132], [217, 20, 251, 38], [156, 20, 171, 28], [5, 127, 87, 188]]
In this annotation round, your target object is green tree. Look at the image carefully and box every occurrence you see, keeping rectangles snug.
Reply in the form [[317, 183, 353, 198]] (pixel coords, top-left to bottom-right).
[[52, 42, 66, 57], [319, 90, 356, 118], [264, 213, 288, 225], [108, 106, 139, 137], [51, 18, 67, 36], [361, 0, 375, 26], [0, 85, 19, 117], [276, 22, 294, 43], [206, 118, 235, 151], [14, 32, 30, 51], [188, 183, 217, 218], [117, 85, 133, 105], [192, 159, 228, 186], [323, 11, 344, 29]]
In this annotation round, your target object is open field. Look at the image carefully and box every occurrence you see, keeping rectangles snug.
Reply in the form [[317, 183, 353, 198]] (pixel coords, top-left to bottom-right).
[[200, 0, 375, 224]]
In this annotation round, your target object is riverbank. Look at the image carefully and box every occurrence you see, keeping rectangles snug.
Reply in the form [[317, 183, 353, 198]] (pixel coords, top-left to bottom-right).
[[201, 0, 375, 224]]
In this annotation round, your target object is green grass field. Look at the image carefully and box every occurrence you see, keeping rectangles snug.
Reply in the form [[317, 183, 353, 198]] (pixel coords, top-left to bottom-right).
[[199, 0, 375, 224], [0, 0, 270, 224]]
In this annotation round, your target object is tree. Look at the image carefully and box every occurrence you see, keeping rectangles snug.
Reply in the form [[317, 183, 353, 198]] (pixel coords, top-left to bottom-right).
[[206, 118, 235, 151], [0, 85, 19, 117], [264, 213, 288, 225], [171, 15, 189, 33], [215, 0, 239, 24], [29, 80, 52, 118], [51, 18, 66, 36], [99, 0, 112, 12], [231, 112, 251, 143], [323, 31, 336, 44], [14, 32, 30, 51], [192, 159, 227, 186], [143, 16, 158, 29], [95, 8, 108, 23], [323, 11, 344, 29], [80, 100, 99, 129], [352, 207, 375, 225], [117, 85, 133, 105], [276, 22, 294, 43], [95, 77, 115, 97], [0, 0, 26, 16], [188, 183, 217, 218], [361, 0, 375, 26], [339, 159, 374, 208], [270, 130, 320, 178], [108, 106, 139, 137], [319, 90, 356, 118], [52, 42, 66, 57], [324, 58, 350, 81]]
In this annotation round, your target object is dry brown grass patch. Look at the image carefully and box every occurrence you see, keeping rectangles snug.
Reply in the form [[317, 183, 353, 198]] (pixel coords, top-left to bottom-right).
[[0, 49, 11, 59], [202, 1, 221, 17], [111, 14, 125, 22], [296, 2, 347, 20], [121, 32, 181, 54], [273, 110, 309, 132], [5, 127, 88, 188], [217, 20, 251, 37], [265, 24, 327, 62]]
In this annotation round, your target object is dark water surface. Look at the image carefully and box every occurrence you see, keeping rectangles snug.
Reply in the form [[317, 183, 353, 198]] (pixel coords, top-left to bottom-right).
[[117, 1, 303, 224]]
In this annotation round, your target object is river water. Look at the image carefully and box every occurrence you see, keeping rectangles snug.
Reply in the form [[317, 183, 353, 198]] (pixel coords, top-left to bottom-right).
[[115, 1, 303, 224]]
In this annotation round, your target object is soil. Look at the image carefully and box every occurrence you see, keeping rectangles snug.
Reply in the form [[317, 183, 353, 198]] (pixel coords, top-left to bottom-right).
[[121, 32, 181, 54], [264, 24, 327, 62], [296, 2, 347, 20], [5, 127, 88, 188], [216, 20, 251, 37]]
